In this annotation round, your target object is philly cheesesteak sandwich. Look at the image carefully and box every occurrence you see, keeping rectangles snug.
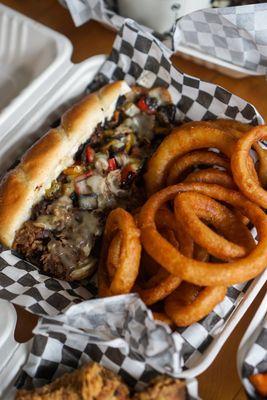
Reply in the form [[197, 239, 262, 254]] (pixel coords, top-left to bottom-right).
[[0, 82, 175, 280]]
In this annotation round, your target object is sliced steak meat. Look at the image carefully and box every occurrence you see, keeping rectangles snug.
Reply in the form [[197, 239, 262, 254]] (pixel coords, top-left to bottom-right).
[[13, 222, 48, 261], [31, 198, 52, 220], [14, 197, 101, 280], [41, 247, 72, 280]]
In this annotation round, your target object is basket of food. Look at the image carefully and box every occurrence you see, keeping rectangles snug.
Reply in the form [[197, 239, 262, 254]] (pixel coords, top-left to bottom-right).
[[0, 10, 266, 399]]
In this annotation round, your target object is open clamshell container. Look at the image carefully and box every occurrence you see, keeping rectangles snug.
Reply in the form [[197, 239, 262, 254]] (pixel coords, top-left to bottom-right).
[[0, 3, 72, 137], [0, 10, 267, 399], [0, 301, 30, 400]]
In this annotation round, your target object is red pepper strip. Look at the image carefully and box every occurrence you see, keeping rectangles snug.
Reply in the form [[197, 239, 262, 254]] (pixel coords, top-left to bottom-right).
[[86, 145, 95, 163], [108, 158, 117, 171], [137, 97, 149, 112], [137, 97, 156, 115], [75, 170, 93, 182]]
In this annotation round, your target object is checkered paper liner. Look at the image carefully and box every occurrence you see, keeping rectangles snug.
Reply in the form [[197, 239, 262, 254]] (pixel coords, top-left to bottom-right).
[[174, 3, 267, 74], [63, 0, 267, 73], [16, 294, 198, 398], [241, 312, 267, 399], [0, 18, 265, 394]]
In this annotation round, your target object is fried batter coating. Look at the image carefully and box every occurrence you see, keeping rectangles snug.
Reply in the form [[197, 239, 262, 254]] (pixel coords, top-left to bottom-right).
[[133, 376, 186, 400], [15, 363, 129, 400]]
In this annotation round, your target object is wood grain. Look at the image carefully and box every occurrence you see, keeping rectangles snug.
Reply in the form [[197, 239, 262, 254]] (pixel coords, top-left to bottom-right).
[[1, 1, 267, 399]]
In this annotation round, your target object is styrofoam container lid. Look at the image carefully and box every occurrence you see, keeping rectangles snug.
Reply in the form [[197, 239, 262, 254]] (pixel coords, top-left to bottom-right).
[[0, 300, 30, 399], [0, 300, 17, 363], [0, 3, 73, 137]]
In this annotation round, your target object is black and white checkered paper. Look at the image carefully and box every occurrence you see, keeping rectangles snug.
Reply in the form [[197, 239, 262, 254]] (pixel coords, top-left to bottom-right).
[[0, 18, 265, 397], [241, 313, 267, 399], [63, 0, 267, 73], [174, 3, 267, 73], [15, 295, 198, 398]]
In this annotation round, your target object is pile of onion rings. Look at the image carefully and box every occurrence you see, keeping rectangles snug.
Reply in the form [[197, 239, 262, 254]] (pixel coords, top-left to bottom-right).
[[98, 120, 267, 328]]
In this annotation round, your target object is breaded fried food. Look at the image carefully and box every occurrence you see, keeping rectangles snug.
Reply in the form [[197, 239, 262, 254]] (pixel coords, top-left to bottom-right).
[[15, 362, 129, 400], [249, 372, 267, 397], [134, 376, 186, 400]]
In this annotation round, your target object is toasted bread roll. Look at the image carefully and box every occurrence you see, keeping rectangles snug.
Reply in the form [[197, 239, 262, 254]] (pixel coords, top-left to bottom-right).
[[0, 81, 130, 247]]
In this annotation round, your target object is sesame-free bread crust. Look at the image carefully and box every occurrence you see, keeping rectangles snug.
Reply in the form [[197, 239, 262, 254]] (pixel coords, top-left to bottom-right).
[[0, 81, 131, 247]]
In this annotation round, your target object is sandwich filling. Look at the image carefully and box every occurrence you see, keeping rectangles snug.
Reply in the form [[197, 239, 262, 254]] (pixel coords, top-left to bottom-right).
[[13, 86, 175, 280]]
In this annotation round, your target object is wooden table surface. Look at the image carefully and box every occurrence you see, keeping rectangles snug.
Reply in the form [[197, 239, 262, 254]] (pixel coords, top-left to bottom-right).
[[2, 1, 267, 399]]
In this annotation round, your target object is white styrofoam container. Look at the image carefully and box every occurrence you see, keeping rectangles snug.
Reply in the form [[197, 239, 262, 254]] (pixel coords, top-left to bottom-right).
[[0, 3, 72, 137], [0, 300, 30, 400], [1, 53, 267, 398], [237, 289, 267, 398]]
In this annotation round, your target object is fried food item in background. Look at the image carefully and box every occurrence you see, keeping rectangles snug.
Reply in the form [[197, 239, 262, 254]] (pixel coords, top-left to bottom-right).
[[249, 372, 267, 397], [98, 208, 141, 296], [133, 376, 186, 400], [16, 361, 187, 400], [15, 362, 130, 400]]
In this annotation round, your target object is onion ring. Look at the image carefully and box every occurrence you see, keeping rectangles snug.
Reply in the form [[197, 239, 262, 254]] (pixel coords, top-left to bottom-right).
[[166, 150, 230, 186], [107, 231, 122, 278], [193, 244, 209, 262], [164, 282, 227, 327], [152, 312, 173, 325], [138, 183, 267, 286], [231, 125, 267, 208], [253, 142, 267, 188], [98, 208, 141, 296], [250, 133, 267, 188], [145, 122, 236, 194], [156, 207, 194, 258], [140, 250, 160, 279], [212, 119, 251, 135], [182, 121, 259, 185], [137, 273, 181, 306], [213, 119, 266, 185], [174, 192, 255, 261], [135, 208, 188, 306], [184, 169, 248, 224], [184, 168, 235, 189]]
